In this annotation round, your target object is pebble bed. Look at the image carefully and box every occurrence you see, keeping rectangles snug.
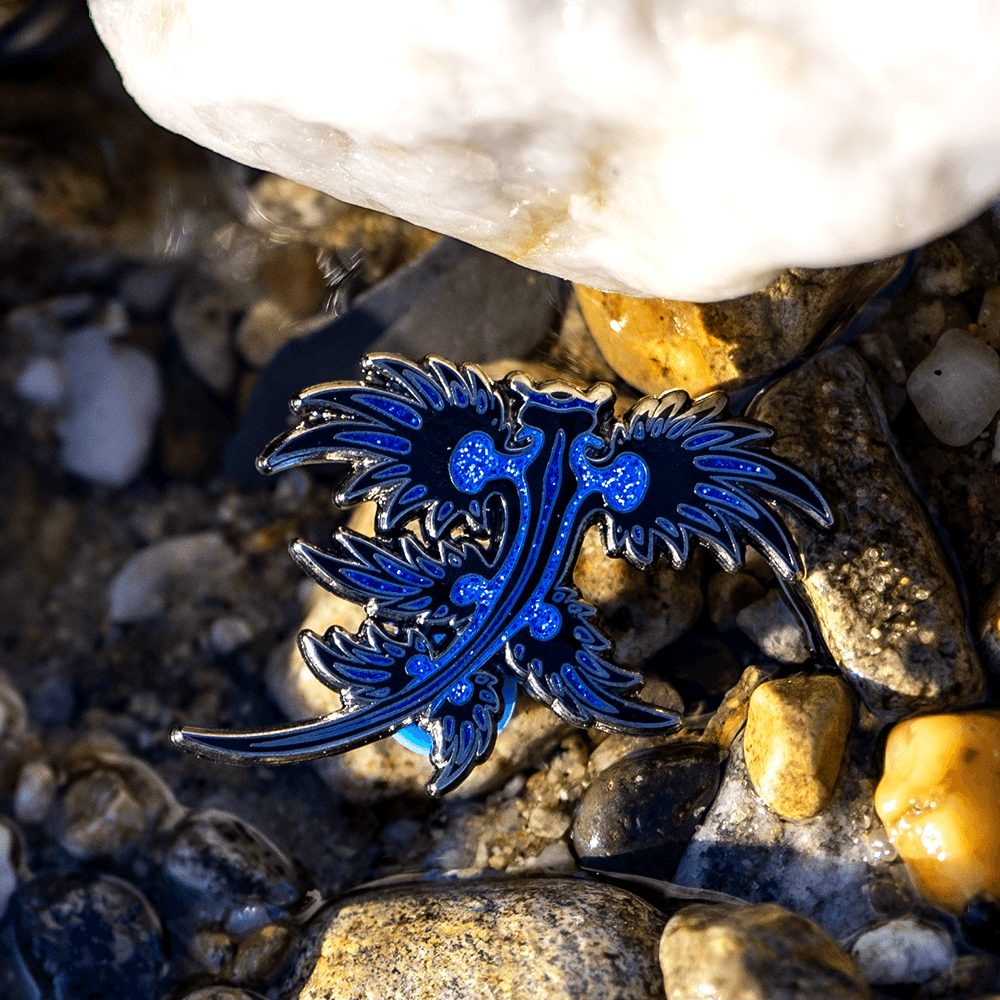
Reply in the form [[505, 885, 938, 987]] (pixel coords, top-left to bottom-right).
[[1, 9, 999, 1000]]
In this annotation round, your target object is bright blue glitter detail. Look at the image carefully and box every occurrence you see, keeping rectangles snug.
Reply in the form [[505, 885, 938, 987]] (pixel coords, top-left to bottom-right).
[[695, 483, 758, 516], [398, 484, 427, 504], [342, 569, 414, 597], [336, 431, 410, 454], [354, 393, 421, 428], [677, 503, 720, 529], [694, 455, 772, 477]]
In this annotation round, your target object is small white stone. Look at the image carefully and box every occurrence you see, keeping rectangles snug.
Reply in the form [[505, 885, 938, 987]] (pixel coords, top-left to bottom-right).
[[57, 330, 163, 487], [15, 356, 67, 406], [107, 531, 241, 623], [907, 328, 1000, 446], [736, 588, 810, 663], [851, 917, 956, 986], [14, 761, 57, 825], [0, 824, 16, 920], [209, 615, 254, 655], [89, 0, 1000, 301]]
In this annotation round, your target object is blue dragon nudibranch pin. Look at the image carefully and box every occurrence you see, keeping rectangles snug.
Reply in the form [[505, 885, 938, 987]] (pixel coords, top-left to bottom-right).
[[173, 354, 832, 795]]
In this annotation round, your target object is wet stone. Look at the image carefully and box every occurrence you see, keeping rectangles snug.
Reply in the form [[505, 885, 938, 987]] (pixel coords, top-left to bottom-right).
[[659, 902, 871, 1000], [56, 735, 182, 859], [576, 256, 905, 398], [874, 710, 1000, 913], [226, 921, 295, 985], [14, 871, 167, 1000], [0, 676, 28, 738], [0, 817, 24, 920], [749, 347, 985, 715], [158, 808, 316, 936], [13, 759, 57, 825], [106, 531, 245, 624], [851, 917, 957, 986], [735, 588, 811, 663], [701, 664, 780, 753], [171, 276, 241, 395], [743, 675, 854, 820], [915, 954, 1000, 999], [573, 741, 721, 880], [277, 877, 667, 1000]]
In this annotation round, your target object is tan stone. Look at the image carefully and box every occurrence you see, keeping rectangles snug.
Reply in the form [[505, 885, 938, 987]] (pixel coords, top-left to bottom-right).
[[874, 709, 1000, 913], [572, 524, 702, 668], [660, 903, 870, 1000], [247, 174, 440, 286], [743, 675, 853, 820], [702, 664, 777, 753], [227, 923, 294, 985], [279, 878, 666, 1000], [56, 734, 183, 858], [575, 256, 905, 397]]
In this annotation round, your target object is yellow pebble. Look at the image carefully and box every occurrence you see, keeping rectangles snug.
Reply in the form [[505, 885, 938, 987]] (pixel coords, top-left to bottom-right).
[[874, 710, 1000, 912], [743, 675, 853, 820], [574, 287, 730, 397]]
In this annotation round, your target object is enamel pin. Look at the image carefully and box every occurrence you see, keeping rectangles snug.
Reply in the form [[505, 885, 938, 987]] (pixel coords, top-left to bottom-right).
[[173, 354, 831, 795]]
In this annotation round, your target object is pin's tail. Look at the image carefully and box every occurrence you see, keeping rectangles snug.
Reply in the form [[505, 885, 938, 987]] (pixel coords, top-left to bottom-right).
[[171, 711, 410, 765]]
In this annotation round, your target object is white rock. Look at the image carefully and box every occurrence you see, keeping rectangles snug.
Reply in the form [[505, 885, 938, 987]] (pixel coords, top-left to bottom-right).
[[907, 328, 1000, 446], [209, 615, 254, 654], [0, 823, 16, 920], [851, 917, 956, 986], [735, 587, 810, 663], [15, 356, 66, 406], [89, 0, 1000, 300], [107, 531, 242, 623], [57, 329, 163, 487], [14, 761, 57, 826]]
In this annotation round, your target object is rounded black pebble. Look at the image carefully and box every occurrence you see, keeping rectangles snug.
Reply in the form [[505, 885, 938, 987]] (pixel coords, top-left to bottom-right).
[[572, 740, 721, 880], [962, 892, 1000, 953], [14, 870, 167, 1000]]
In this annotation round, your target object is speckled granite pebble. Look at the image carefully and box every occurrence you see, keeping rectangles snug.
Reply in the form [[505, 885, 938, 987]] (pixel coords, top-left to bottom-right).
[[14, 871, 167, 1000], [278, 877, 667, 1000], [750, 348, 985, 714], [659, 902, 871, 1000], [743, 675, 853, 820], [573, 741, 720, 880]]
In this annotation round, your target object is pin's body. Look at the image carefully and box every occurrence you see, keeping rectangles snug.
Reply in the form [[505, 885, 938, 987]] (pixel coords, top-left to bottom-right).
[[174, 354, 831, 795]]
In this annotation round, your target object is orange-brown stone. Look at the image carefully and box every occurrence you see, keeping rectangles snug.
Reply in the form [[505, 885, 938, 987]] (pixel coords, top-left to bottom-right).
[[874, 710, 1000, 912]]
